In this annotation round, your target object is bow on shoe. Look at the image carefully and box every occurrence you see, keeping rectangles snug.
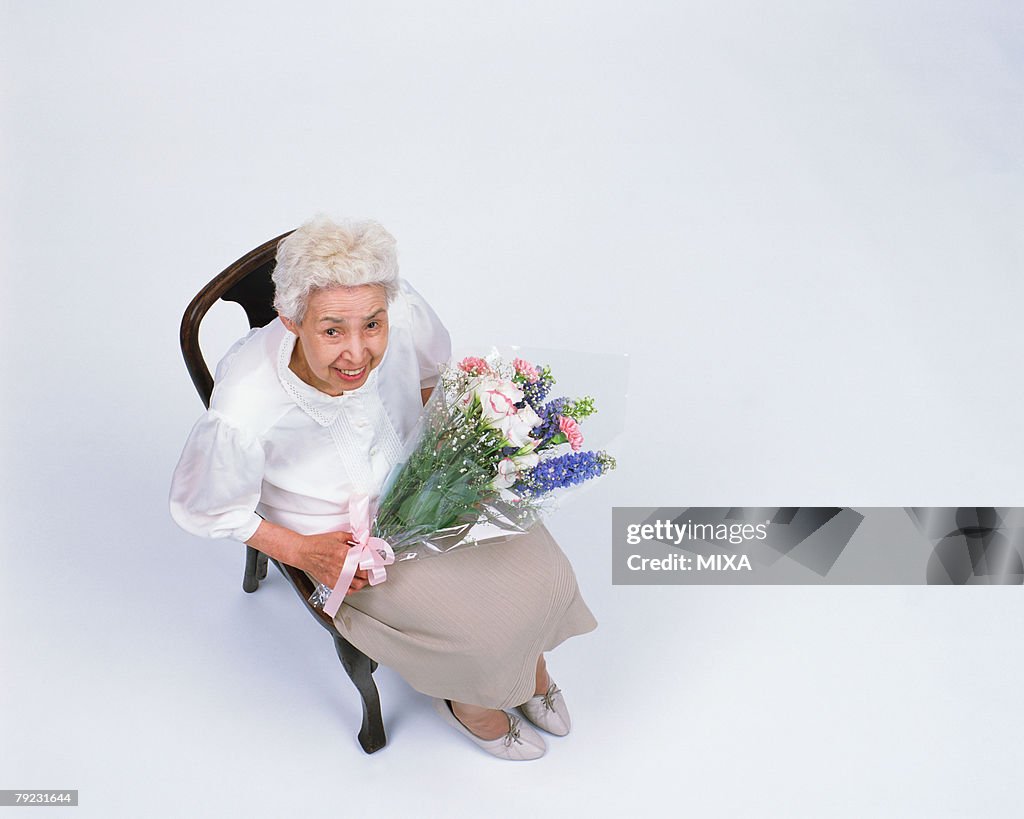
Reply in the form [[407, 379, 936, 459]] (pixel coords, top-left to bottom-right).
[[504, 716, 525, 747], [540, 683, 562, 712], [519, 680, 571, 736]]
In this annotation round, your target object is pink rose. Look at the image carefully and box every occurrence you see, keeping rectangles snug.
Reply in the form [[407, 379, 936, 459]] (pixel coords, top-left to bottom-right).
[[512, 357, 540, 384], [475, 378, 540, 448], [492, 457, 519, 489], [491, 451, 540, 490], [559, 415, 584, 451], [477, 378, 523, 420]]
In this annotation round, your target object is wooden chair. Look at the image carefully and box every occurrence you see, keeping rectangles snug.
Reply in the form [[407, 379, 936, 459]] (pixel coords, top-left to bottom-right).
[[179, 230, 387, 754]]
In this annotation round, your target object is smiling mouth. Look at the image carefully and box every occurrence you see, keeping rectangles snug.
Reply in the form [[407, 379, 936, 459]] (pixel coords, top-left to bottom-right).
[[334, 366, 367, 381]]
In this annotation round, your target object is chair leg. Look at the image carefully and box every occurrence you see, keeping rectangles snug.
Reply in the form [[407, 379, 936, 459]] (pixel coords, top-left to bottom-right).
[[243, 545, 262, 593], [333, 634, 387, 753], [256, 550, 268, 580]]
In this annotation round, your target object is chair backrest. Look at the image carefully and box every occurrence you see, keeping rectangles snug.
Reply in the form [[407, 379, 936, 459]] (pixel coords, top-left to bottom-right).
[[180, 230, 292, 408], [179, 229, 342, 628], [179, 237, 387, 753]]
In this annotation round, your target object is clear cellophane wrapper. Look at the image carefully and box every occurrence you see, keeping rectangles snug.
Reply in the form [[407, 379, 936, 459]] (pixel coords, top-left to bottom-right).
[[309, 346, 626, 610]]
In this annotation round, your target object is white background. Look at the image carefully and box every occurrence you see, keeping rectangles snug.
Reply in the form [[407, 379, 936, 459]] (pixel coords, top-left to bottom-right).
[[2, 1, 1022, 817]]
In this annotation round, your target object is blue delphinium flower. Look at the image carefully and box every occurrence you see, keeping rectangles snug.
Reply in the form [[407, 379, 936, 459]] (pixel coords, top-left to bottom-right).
[[530, 397, 569, 446], [522, 365, 555, 409], [514, 450, 616, 497]]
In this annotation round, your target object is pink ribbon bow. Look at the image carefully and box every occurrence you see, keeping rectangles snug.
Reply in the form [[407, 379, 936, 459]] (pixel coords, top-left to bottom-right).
[[322, 493, 395, 618]]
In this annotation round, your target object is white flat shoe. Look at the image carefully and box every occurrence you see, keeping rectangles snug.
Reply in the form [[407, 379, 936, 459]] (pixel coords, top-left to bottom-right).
[[519, 681, 571, 736], [432, 698, 546, 760]]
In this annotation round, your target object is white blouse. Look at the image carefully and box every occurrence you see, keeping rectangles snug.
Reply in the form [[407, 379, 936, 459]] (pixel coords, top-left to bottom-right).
[[169, 278, 452, 542]]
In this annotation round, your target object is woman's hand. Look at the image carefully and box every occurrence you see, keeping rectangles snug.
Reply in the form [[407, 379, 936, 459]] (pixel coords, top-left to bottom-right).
[[302, 530, 371, 594], [246, 520, 370, 595]]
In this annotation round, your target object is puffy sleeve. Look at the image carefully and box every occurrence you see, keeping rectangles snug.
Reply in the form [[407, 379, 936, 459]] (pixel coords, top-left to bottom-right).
[[169, 409, 265, 542], [400, 279, 452, 388]]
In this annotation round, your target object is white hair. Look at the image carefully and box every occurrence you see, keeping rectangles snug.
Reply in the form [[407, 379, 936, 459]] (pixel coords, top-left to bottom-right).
[[272, 215, 400, 324]]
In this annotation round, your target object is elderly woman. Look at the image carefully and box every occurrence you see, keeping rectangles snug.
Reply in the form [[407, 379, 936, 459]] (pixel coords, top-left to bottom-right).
[[169, 216, 596, 760]]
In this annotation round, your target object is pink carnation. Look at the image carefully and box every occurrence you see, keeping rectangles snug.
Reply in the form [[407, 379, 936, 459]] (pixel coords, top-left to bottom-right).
[[458, 356, 491, 376], [559, 415, 584, 451], [512, 357, 540, 384]]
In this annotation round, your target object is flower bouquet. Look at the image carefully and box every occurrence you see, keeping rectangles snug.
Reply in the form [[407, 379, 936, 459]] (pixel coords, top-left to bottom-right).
[[311, 352, 617, 616]]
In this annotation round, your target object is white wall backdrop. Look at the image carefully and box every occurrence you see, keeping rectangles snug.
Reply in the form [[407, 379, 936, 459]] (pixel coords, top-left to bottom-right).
[[2, 2, 1022, 817]]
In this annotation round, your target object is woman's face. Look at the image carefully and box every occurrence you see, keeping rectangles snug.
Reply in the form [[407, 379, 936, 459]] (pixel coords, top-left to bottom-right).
[[281, 284, 389, 396]]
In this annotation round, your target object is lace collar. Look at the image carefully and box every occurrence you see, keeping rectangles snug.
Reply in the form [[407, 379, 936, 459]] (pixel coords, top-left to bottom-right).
[[276, 329, 386, 427]]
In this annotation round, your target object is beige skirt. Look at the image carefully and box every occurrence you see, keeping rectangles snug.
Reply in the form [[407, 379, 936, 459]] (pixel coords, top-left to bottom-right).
[[329, 522, 597, 710]]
